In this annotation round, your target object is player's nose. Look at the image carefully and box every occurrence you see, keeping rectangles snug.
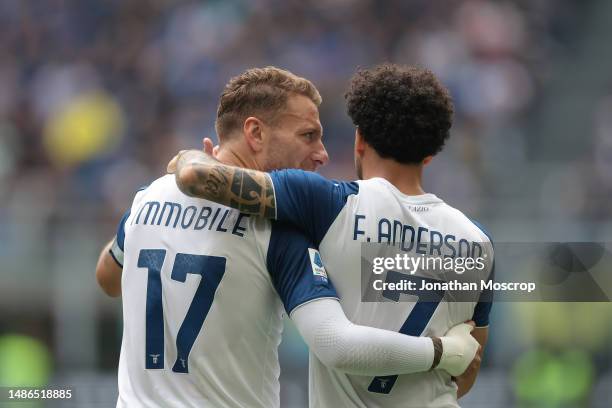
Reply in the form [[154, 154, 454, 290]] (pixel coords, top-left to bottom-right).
[[312, 141, 329, 169]]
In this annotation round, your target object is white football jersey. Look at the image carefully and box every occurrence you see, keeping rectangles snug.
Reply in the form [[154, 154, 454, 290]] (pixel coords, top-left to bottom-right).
[[270, 171, 494, 408], [110, 175, 337, 408]]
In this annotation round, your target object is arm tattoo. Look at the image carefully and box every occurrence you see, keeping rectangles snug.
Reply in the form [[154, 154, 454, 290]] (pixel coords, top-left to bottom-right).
[[176, 150, 276, 218]]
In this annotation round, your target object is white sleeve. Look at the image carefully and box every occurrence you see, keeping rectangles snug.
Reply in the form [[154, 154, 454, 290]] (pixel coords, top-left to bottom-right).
[[290, 298, 434, 376], [109, 236, 124, 267]]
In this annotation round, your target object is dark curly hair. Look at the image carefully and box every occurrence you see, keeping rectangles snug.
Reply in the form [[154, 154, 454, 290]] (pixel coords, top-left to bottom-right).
[[345, 63, 454, 164]]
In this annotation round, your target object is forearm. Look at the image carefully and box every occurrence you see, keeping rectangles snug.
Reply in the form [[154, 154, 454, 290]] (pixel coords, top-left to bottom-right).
[[456, 327, 487, 398], [291, 299, 436, 376], [456, 370, 479, 399], [174, 150, 276, 218]]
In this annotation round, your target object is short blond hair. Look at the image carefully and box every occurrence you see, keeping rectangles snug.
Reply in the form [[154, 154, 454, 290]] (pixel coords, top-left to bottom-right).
[[215, 66, 322, 139]]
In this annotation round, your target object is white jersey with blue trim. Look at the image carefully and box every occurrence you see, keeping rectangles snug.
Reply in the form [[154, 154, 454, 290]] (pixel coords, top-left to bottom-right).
[[270, 170, 494, 408], [109, 175, 337, 408]]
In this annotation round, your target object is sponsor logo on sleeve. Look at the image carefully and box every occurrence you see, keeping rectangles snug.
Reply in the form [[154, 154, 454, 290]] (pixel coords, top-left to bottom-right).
[[308, 248, 328, 283]]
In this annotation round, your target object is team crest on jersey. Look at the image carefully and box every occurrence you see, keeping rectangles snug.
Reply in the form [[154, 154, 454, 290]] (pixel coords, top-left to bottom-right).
[[308, 248, 328, 283]]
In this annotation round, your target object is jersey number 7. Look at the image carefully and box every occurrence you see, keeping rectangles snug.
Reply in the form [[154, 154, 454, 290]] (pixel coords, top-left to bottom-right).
[[138, 249, 226, 374], [368, 271, 445, 394]]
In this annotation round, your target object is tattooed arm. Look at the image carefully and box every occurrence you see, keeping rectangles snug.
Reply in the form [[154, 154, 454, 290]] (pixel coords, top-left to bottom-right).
[[171, 149, 358, 244], [172, 150, 277, 218]]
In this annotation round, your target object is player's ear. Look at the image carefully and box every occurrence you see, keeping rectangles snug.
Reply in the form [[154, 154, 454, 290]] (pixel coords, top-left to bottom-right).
[[354, 128, 366, 157], [422, 156, 433, 166], [243, 117, 264, 153]]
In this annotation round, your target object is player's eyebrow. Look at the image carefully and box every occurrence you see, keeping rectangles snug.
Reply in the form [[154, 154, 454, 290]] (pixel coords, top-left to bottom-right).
[[300, 125, 322, 134], [300, 120, 323, 134]]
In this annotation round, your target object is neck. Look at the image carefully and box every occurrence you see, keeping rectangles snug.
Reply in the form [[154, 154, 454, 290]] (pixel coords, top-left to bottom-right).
[[216, 142, 263, 171], [361, 156, 426, 196]]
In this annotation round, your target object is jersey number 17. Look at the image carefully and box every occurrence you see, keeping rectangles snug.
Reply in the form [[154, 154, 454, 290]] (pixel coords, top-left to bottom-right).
[[137, 249, 226, 374]]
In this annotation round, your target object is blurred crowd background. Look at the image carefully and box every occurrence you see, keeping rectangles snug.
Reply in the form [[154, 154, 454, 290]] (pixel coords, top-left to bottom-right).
[[1, 0, 612, 406]]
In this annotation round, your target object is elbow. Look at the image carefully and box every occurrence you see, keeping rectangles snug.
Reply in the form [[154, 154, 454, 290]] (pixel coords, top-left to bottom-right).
[[103, 285, 121, 298], [313, 343, 356, 373], [95, 257, 122, 298], [316, 351, 346, 372], [320, 352, 367, 375], [96, 269, 121, 298], [307, 320, 363, 373], [175, 166, 200, 197]]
